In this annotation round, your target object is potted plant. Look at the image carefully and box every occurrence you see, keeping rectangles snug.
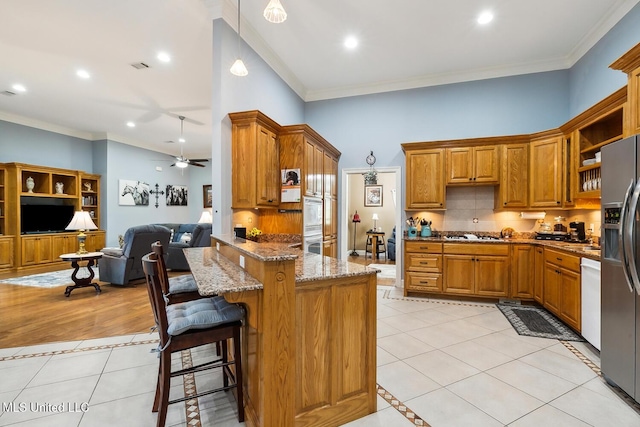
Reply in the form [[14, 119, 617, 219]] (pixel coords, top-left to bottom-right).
[[363, 170, 377, 185]]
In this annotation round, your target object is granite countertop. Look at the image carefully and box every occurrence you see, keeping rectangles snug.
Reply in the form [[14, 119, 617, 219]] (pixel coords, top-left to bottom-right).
[[185, 239, 379, 295], [404, 236, 601, 260]]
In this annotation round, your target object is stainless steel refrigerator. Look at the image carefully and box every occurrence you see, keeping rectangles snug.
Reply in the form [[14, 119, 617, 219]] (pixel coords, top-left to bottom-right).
[[601, 135, 640, 403]]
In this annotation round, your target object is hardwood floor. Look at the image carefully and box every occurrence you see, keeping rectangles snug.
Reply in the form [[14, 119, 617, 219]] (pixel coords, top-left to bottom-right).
[[0, 278, 155, 348], [1, 254, 397, 349]]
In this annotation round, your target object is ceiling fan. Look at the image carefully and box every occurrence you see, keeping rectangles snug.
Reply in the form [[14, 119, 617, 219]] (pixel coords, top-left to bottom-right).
[[170, 116, 209, 168]]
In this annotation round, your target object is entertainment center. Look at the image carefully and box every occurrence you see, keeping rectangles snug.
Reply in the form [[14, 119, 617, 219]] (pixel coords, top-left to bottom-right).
[[0, 163, 105, 277]]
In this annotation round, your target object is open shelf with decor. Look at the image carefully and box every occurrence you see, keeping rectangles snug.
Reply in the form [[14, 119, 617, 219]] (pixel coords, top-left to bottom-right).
[[80, 173, 100, 228]]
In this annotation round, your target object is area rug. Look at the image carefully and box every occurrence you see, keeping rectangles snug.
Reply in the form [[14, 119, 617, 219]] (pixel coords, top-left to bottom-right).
[[368, 264, 396, 279], [0, 268, 100, 288], [496, 303, 584, 341]]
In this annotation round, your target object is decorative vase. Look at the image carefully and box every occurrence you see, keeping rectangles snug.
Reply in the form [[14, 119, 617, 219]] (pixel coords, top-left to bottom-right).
[[26, 176, 35, 193], [55, 182, 64, 194], [420, 225, 432, 237]]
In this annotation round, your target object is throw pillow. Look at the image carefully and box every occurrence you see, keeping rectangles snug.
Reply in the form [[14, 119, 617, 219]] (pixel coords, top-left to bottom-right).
[[118, 234, 124, 248], [180, 232, 192, 243], [170, 229, 175, 242]]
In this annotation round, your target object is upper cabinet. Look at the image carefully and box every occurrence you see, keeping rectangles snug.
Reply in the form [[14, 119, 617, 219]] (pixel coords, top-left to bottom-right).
[[496, 143, 529, 209], [0, 166, 6, 236], [446, 145, 499, 185], [610, 42, 640, 137], [229, 111, 281, 209], [529, 133, 563, 208], [402, 145, 445, 209]]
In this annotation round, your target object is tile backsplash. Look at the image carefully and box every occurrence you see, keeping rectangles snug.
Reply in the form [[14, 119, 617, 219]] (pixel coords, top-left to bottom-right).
[[411, 186, 601, 237]]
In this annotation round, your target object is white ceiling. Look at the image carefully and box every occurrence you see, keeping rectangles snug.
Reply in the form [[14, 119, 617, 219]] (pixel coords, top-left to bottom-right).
[[0, 0, 638, 160]]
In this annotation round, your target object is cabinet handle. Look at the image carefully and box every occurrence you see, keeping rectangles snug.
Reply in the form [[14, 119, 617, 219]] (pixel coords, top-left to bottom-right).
[[469, 178, 473, 181], [473, 177, 477, 181], [419, 261, 429, 264], [556, 201, 561, 204], [556, 257, 562, 261], [419, 281, 430, 284]]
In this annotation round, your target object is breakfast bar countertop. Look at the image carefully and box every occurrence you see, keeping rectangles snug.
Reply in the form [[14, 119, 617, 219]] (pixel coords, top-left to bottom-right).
[[184, 239, 379, 295]]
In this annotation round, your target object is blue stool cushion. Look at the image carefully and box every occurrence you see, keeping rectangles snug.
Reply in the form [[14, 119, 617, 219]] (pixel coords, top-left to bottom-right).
[[166, 296, 244, 336], [168, 274, 198, 294]]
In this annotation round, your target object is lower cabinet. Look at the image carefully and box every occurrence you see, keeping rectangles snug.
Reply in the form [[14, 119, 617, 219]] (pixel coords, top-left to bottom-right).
[[534, 246, 544, 303], [52, 234, 77, 258], [441, 243, 510, 298], [322, 239, 337, 258], [510, 245, 535, 299], [0, 236, 14, 269], [543, 248, 581, 331], [86, 231, 106, 253], [404, 241, 443, 295], [21, 235, 54, 266]]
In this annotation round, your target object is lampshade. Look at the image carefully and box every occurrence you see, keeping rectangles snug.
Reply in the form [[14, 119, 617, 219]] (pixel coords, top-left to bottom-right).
[[263, 0, 287, 23], [371, 213, 379, 221], [230, 58, 248, 76], [66, 211, 98, 231], [66, 211, 98, 255], [230, 0, 248, 76], [198, 210, 213, 224]]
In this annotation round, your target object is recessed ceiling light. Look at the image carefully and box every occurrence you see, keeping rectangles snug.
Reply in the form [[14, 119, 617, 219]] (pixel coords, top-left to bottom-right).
[[477, 11, 494, 25], [76, 69, 90, 79], [126, 121, 136, 128], [12, 83, 26, 92], [344, 36, 358, 49], [157, 52, 171, 63]]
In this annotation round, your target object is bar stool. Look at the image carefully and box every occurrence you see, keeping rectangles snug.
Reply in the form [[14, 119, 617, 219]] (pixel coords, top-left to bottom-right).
[[142, 252, 245, 427]]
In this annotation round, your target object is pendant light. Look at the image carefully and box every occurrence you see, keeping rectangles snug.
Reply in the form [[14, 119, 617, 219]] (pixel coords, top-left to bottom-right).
[[264, 0, 287, 24], [230, 0, 248, 76]]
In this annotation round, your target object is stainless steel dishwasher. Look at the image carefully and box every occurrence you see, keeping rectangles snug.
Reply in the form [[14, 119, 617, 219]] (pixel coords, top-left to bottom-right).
[[581, 257, 601, 350]]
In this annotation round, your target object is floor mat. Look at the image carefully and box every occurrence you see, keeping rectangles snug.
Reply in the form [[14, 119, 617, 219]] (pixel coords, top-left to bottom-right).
[[496, 303, 584, 341]]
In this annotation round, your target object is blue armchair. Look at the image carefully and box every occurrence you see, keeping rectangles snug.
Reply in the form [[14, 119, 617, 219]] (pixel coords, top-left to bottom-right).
[[166, 223, 213, 271], [387, 226, 396, 261], [100, 224, 171, 285]]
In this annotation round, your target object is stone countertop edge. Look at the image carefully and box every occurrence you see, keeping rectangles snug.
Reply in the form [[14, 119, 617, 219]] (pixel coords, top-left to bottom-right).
[[213, 234, 299, 262], [403, 236, 601, 260], [187, 243, 379, 295]]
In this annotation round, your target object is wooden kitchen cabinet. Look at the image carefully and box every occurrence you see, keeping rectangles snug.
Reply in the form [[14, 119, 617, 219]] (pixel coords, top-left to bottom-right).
[[529, 134, 563, 208], [543, 248, 581, 331], [443, 243, 510, 298], [446, 145, 498, 185], [534, 246, 544, 304], [230, 111, 281, 209], [21, 235, 53, 266], [496, 143, 528, 208], [304, 139, 324, 198], [510, 244, 534, 299], [402, 146, 445, 209], [324, 152, 338, 199], [610, 42, 640, 136], [404, 241, 443, 295]]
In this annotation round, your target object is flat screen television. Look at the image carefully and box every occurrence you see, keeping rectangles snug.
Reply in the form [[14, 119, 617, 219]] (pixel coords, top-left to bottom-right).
[[20, 204, 75, 234]]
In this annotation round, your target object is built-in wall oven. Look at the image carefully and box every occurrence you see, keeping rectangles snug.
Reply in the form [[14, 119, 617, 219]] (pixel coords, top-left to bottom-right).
[[303, 197, 323, 254]]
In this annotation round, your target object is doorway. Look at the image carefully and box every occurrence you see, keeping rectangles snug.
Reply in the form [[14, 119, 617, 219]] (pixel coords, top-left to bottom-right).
[[341, 167, 402, 287]]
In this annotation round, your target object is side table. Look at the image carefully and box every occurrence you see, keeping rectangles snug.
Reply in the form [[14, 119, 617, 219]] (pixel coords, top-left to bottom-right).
[[59, 252, 103, 297]]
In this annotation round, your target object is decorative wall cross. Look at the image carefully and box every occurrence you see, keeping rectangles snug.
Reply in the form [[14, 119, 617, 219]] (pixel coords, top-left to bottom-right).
[[149, 183, 165, 208]]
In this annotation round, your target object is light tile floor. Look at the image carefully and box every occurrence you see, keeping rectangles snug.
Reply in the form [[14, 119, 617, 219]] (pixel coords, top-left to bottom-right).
[[1, 286, 640, 426]]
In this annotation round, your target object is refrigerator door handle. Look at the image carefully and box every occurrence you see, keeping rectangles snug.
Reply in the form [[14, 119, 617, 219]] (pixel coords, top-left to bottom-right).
[[620, 180, 636, 293], [625, 178, 640, 294]]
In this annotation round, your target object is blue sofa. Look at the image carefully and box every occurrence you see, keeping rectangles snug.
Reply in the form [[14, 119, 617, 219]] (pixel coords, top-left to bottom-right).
[[155, 223, 212, 271]]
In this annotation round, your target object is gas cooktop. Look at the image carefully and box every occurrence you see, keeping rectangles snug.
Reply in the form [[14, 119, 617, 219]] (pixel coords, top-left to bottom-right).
[[444, 234, 503, 241]]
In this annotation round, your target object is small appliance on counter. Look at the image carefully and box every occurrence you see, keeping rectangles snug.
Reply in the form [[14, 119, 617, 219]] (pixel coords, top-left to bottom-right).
[[569, 221, 587, 242]]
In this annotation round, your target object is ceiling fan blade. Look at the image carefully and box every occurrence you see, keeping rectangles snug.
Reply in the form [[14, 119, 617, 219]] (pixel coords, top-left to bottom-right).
[[188, 158, 209, 163], [190, 162, 206, 167], [170, 163, 176, 167]]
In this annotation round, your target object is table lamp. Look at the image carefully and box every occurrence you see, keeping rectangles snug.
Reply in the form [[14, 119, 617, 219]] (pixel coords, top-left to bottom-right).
[[372, 213, 379, 231], [198, 210, 213, 223], [66, 211, 98, 254]]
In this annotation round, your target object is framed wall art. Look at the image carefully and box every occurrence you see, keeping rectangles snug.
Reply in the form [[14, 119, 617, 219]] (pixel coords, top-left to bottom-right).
[[119, 179, 150, 206], [203, 185, 212, 208], [166, 185, 188, 206], [364, 185, 383, 207]]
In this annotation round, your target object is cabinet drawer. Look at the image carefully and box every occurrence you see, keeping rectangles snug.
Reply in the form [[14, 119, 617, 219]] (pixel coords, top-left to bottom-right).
[[406, 253, 442, 272], [544, 249, 580, 272], [443, 243, 509, 256], [406, 271, 442, 293], [405, 241, 442, 253]]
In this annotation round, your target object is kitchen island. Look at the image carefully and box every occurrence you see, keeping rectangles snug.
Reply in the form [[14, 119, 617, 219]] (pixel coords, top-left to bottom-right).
[[184, 235, 378, 427]]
